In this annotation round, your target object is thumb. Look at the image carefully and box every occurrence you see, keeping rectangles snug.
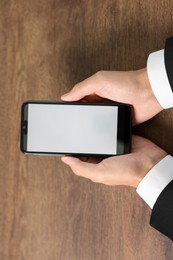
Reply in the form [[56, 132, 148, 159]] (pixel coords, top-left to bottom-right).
[[61, 156, 80, 166], [61, 74, 102, 101], [61, 156, 98, 179]]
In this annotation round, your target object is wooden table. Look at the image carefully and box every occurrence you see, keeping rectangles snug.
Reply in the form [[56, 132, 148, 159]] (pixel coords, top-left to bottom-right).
[[0, 1, 173, 259]]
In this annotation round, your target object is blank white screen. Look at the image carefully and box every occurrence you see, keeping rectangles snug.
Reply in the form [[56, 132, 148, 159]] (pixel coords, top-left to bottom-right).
[[27, 104, 118, 155]]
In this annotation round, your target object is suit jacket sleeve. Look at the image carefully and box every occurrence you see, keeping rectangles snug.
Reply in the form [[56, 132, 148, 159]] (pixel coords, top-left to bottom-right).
[[149, 37, 173, 240], [164, 37, 173, 93], [150, 180, 173, 240], [137, 37, 173, 240]]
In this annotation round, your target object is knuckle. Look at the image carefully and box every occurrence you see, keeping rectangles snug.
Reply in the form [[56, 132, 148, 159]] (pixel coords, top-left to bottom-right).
[[73, 82, 80, 91], [94, 70, 105, 81], [92, 169, 105, 184], [69, 164, 80, 176]]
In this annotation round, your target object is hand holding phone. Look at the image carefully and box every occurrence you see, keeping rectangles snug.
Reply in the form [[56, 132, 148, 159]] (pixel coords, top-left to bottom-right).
[[61, 70, 162, 124], [61, 135, 167, 188], [59, 70, 166, 186]]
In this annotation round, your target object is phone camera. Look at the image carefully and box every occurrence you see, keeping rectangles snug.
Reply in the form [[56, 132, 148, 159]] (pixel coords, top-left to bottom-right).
[[23, 121, 27, 134]]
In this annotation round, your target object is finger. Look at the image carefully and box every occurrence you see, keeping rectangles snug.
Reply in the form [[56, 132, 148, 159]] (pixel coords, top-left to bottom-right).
[[61, 156, 99, 179], [61, 73, 103, 101]]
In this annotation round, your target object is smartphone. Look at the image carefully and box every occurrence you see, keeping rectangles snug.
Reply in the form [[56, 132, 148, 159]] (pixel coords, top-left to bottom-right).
[[20, 101, 132, 156]]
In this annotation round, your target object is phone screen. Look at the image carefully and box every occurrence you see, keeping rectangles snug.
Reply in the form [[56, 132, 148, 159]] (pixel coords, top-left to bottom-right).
[[26, 103, 118, 155]]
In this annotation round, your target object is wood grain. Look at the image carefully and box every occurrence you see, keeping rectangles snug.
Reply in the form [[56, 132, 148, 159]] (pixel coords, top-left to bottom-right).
[[1, 0, 173, 259]]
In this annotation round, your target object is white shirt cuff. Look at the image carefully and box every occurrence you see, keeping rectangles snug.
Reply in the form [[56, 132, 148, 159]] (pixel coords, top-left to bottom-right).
[[147, 49, 173, 109], [136, 155, 173, 209]]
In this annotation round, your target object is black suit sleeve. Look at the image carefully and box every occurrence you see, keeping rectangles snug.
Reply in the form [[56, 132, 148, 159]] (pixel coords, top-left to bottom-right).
[[150, 180, 173, 240], [164, 36, 173, 91], [149, 37, 173, 240]]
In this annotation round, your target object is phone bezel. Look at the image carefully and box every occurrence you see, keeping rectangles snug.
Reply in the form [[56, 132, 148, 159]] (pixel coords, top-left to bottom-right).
[[20, 100, 132, 156]]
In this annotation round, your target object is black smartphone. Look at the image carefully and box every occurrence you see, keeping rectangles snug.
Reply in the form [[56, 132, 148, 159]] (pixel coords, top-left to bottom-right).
[[20, 101, 132, 156]]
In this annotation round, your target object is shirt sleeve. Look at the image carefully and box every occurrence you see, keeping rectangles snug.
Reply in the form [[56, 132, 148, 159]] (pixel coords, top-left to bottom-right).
[[136, 155, 173, 208], [147, 49, 173, 109]]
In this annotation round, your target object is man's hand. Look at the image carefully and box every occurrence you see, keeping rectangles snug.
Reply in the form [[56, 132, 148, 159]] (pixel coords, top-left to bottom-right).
[[61, 69, 166, 187], [61, 136, 167, 188], [61, 69, 163, 124]]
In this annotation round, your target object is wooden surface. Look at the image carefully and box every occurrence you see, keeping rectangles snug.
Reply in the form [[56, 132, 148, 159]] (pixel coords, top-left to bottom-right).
[[1, 1, 173, 259]]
